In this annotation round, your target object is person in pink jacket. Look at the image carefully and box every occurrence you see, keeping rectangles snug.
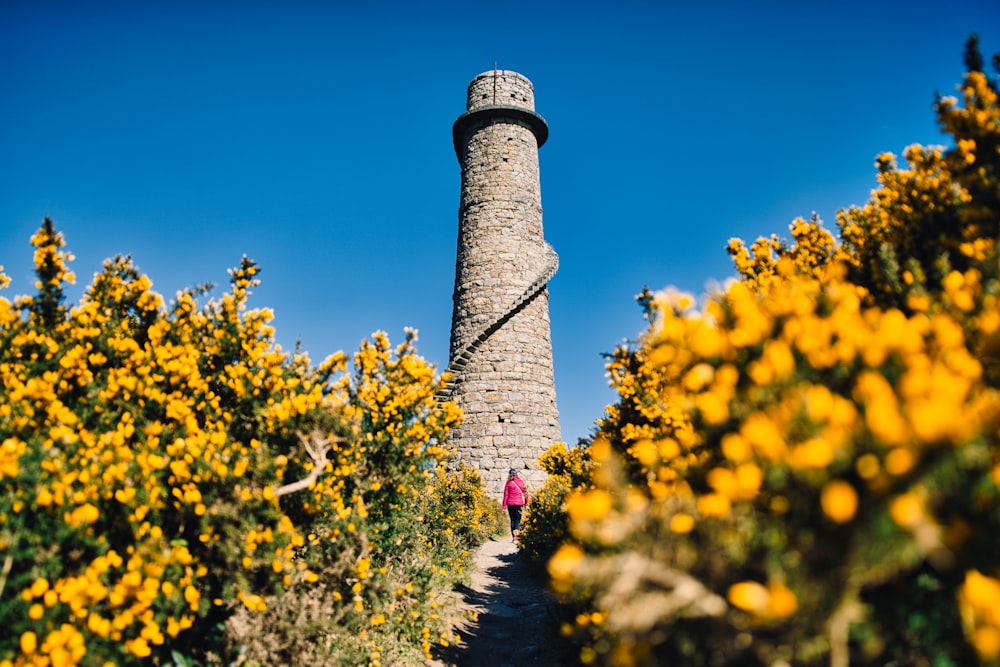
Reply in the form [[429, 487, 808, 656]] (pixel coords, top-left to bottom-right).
[[502, 468, 530, 542]]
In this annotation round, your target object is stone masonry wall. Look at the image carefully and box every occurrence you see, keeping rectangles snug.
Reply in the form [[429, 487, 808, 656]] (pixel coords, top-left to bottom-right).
[[449, 70, 561, 496]]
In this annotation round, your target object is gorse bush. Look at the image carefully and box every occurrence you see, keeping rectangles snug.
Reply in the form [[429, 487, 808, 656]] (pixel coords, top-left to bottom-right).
[[226, 462, 505, 666], [518, 442, 591, 568], [0, 220, 488, 666], [227, 329, 474, 666], [425, 462, 506, 557], [541, 37, 1000, 666]]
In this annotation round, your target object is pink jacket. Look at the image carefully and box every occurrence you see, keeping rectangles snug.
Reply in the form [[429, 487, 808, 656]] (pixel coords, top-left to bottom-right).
[[502, 478, 529, 509]]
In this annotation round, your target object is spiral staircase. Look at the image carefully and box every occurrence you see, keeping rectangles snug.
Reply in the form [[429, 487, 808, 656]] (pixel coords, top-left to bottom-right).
[[436, 243, 559, 403]]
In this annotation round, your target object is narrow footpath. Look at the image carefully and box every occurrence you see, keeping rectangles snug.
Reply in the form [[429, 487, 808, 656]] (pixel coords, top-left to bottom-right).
[[432, 537, 579, 667]]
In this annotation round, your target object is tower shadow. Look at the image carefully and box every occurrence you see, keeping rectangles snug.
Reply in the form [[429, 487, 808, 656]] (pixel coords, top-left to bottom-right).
[[436, 543, 578, 667]]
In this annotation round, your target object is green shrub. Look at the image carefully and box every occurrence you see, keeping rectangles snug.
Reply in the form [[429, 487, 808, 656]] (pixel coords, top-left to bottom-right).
[[519, 442, 591, 567], [544, 38, 1000, 667], [425, 462, 506, 558], [0, 221, 470, 666]]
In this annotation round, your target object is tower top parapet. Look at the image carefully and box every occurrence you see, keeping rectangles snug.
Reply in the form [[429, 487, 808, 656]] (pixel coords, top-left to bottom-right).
[[453, 70, 548, 160], [466, 70, 535, 111]]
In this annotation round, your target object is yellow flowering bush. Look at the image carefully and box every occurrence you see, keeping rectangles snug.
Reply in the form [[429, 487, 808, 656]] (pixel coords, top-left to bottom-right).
[[0, 220, 471, 666], [519, 441, 592, 568], [226, 328, 468, 666], [540, 37, 1000, 666], [423, 462, 505, 558]]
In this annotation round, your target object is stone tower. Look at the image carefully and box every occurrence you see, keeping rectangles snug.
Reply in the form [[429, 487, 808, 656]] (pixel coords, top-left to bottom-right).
[[440, 70, 561, 496]]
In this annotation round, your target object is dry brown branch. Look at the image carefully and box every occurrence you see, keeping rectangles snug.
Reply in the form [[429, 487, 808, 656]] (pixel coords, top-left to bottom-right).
[[0, 527, 19, 601], [272, 431, 345, 499], [828, 589, 862, 667], [582, 551, 727, 633]]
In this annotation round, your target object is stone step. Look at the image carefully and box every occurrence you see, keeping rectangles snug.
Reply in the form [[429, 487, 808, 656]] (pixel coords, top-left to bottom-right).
[[436, 243, 559, 408]]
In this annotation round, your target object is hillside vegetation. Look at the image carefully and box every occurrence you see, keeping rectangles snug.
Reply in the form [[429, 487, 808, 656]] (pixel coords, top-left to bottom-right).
[[0, 224, 504, 666], [520, 36, 1000, 667], [4, 35, 999, 667]]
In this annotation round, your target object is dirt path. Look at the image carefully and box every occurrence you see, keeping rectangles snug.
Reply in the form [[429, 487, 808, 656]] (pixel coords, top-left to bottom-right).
[[432, 536, 579, 667]]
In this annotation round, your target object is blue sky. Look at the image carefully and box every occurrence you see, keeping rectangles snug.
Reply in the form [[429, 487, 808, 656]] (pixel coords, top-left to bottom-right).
[[1, 1, 998, 446]]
